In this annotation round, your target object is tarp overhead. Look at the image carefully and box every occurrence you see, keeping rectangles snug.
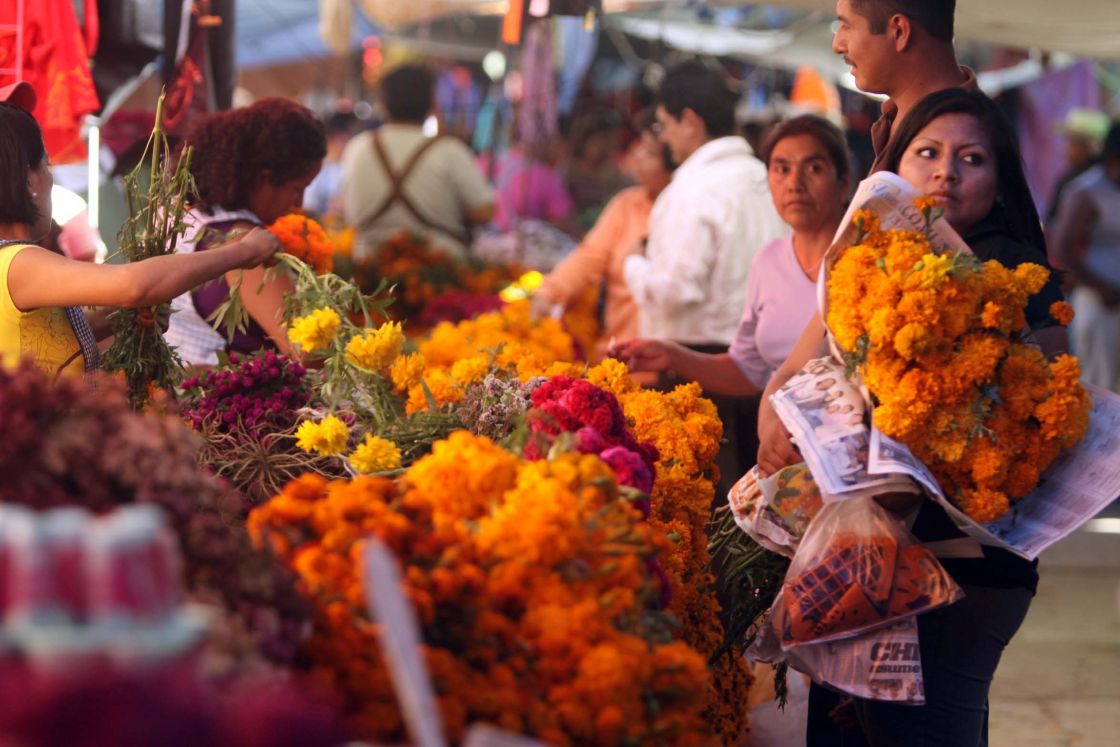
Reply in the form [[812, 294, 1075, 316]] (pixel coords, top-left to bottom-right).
[[359, 0, 669, 30], [237, 0, 378, 68], [362, 0, 1120, 61], [707, 0, 1120, 61]]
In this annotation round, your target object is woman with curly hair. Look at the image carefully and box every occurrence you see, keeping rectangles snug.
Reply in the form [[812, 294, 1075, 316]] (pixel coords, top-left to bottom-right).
[[164, 98, 326, 365]]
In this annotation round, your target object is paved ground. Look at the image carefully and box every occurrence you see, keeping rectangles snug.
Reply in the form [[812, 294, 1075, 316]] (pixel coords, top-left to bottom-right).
[[745, 508, 1120, 746], [989, 521, 1120, 747]]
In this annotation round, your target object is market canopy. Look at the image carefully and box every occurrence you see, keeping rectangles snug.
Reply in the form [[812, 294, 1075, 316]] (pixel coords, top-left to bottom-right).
[[360, 0, 1120, 61], [707, 0, 1120, 60]]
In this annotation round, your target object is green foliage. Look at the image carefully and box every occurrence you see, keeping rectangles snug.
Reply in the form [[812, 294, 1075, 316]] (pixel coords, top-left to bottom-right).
[[101, 94, 194, 408]]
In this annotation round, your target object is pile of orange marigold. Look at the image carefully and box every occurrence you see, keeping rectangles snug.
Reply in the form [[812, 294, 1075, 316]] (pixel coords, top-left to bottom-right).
[[249, 436, 714, 746]]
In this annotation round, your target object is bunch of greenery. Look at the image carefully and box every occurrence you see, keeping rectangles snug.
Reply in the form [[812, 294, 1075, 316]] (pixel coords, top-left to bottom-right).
[[101, 94, 194, 408]]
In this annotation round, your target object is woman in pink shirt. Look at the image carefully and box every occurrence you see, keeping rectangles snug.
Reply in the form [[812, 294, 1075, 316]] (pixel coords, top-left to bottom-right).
[[532, 110, 673, 362], [613, 115, 851, 393]]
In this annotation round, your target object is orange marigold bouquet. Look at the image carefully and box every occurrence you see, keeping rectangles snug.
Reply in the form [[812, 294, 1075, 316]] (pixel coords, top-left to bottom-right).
[[269, 213, 335, 274], [249, 437, 714, 746], [825, 203, 1091, 522]]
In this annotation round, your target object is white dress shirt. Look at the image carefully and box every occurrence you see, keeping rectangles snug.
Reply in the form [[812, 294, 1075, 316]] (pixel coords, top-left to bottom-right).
[[623, 136, 788, 345]]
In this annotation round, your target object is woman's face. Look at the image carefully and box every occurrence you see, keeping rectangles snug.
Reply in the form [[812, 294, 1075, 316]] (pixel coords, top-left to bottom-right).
[[897, 113, 998, 234], [767, 134, 847, 234], [631, 131, 672, 196], [249, 163, 321, 224]]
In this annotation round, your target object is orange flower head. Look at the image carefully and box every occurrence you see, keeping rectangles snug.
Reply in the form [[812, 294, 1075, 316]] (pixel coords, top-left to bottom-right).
[[1049, 300, 1075, 326], [269, 213, 335, 274]]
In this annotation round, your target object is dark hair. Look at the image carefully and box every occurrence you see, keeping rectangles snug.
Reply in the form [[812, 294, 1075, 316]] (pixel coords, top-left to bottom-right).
[[380, 65, 434, 123], [323, 111, 357, 137], [880, 88, 1044, 251], [187, 98, 327, 212], [760, 115, 852, 185], [634, 107, 676, 172], [851, 0, 955, 43], [0, 103, 46, 225], [1103, 122, 1120, 164], [568, 107, 621, 159], [658, 60, 737, 139]]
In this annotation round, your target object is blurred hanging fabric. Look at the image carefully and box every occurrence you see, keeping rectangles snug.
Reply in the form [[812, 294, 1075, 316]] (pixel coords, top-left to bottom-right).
[[0, 0, 101, 163]]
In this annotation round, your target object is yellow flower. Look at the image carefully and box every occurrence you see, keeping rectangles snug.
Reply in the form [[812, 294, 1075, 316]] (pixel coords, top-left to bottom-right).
[[350, 433, 402, 473], [295, 414, 350, 456], [585, 358, 638, 396], [347, 321, 405, 371], [450, 355, 490, 386], [288, 308, 342, 352], [390, 352, 426, 392], [912, 252, 954, 289]]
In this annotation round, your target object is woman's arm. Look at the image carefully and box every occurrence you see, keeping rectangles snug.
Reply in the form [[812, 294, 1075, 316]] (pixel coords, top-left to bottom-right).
[[227, 264, 297, 356], [8, 228, 279, 311], [536, 194, 626, 307], [757, 312, 828, 475], [612, 338, 758, 395]]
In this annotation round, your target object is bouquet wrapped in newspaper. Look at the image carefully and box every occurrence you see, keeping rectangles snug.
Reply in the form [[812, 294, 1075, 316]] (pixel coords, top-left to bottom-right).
[[823, 190, 1090, 523], [780, 172, 1117, 559], [730, 172, 1120, 705]]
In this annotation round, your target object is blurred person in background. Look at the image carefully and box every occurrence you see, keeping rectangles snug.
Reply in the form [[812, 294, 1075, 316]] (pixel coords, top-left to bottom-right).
[[1046, 107, 1110, 226], [623, 59, 788, 501], [480, 127, 575, 235], [341, 64, 495, 259], [615, 115, 851, 512], [532, 109, 673, 368], [614, 115, 851, 398], [561, 107, 631, 232], [303, 111, 358, 221], [1052, 122, 1120, 393]]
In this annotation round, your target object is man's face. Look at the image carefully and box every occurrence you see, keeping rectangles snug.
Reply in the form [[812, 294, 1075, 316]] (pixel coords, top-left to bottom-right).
[[832, 0, 896, 95], [655, 105, 694, 167]]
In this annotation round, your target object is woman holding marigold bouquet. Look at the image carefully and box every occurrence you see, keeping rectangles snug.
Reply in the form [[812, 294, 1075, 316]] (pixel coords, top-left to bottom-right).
[[758, 89, 1069, 746], [163, 98, 327, 366]]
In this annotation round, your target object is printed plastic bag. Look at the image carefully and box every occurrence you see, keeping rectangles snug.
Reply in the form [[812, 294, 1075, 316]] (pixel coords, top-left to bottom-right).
[[749, 595, 926, 704], [787, 617, 925, 704], [775, 496, 962, 647], [728, 464, 824, 557]]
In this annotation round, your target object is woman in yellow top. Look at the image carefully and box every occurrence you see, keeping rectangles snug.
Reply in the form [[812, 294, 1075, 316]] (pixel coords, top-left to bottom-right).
[[0, 101, 281, 378]]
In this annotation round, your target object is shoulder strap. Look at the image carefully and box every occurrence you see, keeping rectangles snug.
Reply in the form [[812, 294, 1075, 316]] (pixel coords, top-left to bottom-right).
[[362, 132, 471, 246]]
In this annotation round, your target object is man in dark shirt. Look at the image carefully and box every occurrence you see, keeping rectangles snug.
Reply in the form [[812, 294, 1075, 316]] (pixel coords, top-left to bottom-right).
[[832, 0, 976, 172]]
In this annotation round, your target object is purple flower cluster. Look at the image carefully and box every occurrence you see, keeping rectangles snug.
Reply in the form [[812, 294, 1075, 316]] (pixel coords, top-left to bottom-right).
[[457, 374, 534, 441], [181, 352, 309, 433], [0, 360, 311, 669]]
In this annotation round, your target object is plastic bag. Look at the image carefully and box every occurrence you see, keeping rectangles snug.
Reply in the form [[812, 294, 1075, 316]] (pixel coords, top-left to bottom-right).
[[775, 496, 962, 647], [748, 597, 926, 704], [728, 463, 824, 557]]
